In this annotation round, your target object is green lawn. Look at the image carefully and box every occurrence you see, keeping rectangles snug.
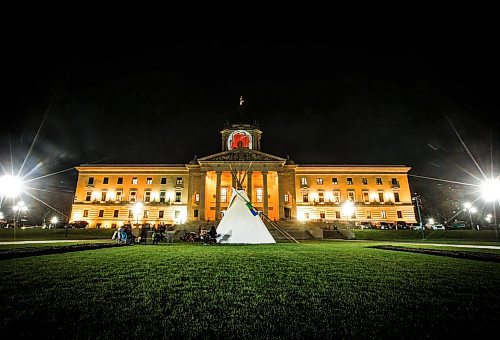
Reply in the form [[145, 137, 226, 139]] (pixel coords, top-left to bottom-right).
[[1, 241, 499, 339], [354, 229, 500, 244], [0, 239, 113, 250], [0, 228, 113, 241]]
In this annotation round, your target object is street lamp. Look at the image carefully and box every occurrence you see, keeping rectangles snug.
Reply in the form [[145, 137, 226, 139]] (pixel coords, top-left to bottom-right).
[[133, 202, 143, 227], [12, 201, 28, 227], [0, 175, 23, 198], [428, 218, 435, 226], [50, 216, 59, 228], [463, 202, 476, 229]]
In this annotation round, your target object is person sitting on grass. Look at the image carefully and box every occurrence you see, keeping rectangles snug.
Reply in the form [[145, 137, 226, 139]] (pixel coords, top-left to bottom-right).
[[152, 227, 159, 245], [207, 226, 220, 244]]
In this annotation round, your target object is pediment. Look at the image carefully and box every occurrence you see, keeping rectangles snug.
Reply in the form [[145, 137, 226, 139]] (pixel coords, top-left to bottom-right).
[[198, 149, 286, 163]]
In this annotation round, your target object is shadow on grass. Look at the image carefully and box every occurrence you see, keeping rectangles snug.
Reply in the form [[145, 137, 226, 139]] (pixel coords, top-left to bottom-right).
[[0, 243, 127, 260], [370, 245, 500, 263]]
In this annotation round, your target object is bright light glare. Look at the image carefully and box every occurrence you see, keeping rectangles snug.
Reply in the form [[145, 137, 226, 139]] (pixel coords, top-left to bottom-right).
[[464, 202, 472, 209], [481, 179, 500, 202], [470, 207, 477, 214], [51, 216, 58, 224], [428, 218, 435, 225], [0, 175, 23, 198], [133, 202, 143, 215], [342, 200, 355, 217]]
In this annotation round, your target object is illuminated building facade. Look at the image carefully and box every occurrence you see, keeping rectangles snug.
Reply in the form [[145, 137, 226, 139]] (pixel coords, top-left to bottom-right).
[[70, 121, 416, 227]]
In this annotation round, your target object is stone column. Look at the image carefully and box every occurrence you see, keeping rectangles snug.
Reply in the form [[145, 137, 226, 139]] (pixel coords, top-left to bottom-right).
[[199, 171, 206, 220], [278, 171, 285, 219], [247, 171, 253, 203], [263, 171, 269, 216], [215, 171, 222, 220]]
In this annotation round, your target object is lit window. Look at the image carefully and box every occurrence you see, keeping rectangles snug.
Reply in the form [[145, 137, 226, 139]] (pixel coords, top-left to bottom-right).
[[332, 178, 338, 185], [397, 211, 403, 219], [117, 177, 123, 184], [302, 193, 309, 203], [316, 178, 323, 185], [88, 177, 94, 185], [348, 191, 355, 202], [159, 210, 164, 218], [160, 191, 166, 203], [143, 210, 149, 218], [101, 192, 107, 202], [98, 210, 104, 217], [335, 211, 340, 219], [195, 193, 200, 202], [347, 178, 353, 185], [115, 191, 122, 202], [147, 177, 153, 185], [256, 188, 263, 203], [394, 192, 400, 202], [376, 178, 382, 185], [381, 211, 387, 219], [144, 191, 151, 202], [176, 177, 183, 185], [363, 192, 369, 203], [284, 194, 289, 203], [128, 210, 133, 218], [175, 192, 181, 202], [221, 188, 227, 203], [391, 178, 399, 186], [113, 210, 119, 218], [85, 192, 91, 202], [362, 178, 368, 185], [366, 211, 371, 219], [319, 192, 324, 202], [132, 177, 138, 184], [130, 191, 137, 202], [301, 177, 308, 186], [174, 211, 180, 218], [320, 211, 325, 219], [333, 191, 340, 202], [103, 177, 109, 184], [378, 192, 384, 202], [83, 210, 89, 217], [161, 177, 167, 184]]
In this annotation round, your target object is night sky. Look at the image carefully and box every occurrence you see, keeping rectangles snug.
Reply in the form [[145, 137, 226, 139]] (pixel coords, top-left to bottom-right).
[[1, 34, 499, 204]]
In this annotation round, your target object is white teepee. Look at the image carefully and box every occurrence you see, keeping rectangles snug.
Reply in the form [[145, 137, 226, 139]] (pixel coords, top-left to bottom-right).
[[216, 188, 276, 244]]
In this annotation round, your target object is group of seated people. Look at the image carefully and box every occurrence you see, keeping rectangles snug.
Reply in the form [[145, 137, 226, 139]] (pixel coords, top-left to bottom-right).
[[112, 223, 175, 245], [179, 226, 220, 245]]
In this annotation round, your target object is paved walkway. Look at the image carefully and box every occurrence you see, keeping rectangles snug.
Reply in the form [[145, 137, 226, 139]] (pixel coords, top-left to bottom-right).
[[0, 240, 96, 245]]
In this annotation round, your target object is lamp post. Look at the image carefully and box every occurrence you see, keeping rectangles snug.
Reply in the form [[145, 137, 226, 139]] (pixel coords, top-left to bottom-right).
[[463, 202, 476, 229], [12, 201, 28, 227], [481, 178, 500, 239], [133, 202, 143, 227], [50, 216, 59, 229]]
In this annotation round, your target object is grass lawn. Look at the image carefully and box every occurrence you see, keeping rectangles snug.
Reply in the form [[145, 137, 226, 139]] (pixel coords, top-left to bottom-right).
[[0, 239, 113, 250], [1, 241, 499, 339], [0, 228, 113, 241]]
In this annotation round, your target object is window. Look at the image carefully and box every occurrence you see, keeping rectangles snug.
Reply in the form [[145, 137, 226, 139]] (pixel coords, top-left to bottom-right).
[[115, 191, 122, 202], [174, 211, 180, 218], [333, 191, 340, 202], [159, 210, 164, 218], [194, 209, 199, 218], [301, 177, 308, 186], [302, 193, 309, 203], [335, 211, 340, 219], [175, 192, 181, 202], [363, 191, 369, 203], [128, 210, 133, 218], [195, 193, 200, 202], [332, 177, 338, 185], [348, 191, 355, 202], [320, 211, 325, 219], [256, 188, 263, 203], [85, 192, 91, 202], [176, 177, 183, 185], [391, 178, 399, 186], [378, 192, 384, 202], [83, 210, 89, 217], [381, 211, 387, 219], [362, 178, 368, 185], [284, 194, 289, 203], [316, 178, 323, 185], [101, 191, 107, 202], [397, 211, 403, 219], [376, 178, 382, 185], [161, 177, 167, 184], [132, 177, 138, 184], [143, 210, 149, 218], [144, 191, 151, 202], [394, 192, 400, 202], [319, 192, 324, 203], [347, 178, 353, 185], [146, 177, 152, 184], [366, 210, 372, 219], [111, 223, 117, 228], [98, 210, 104, 217], [221, 188, 228, 203], [160, 191, 166, 203], [130, 191, 137, 202], [103, 177, 109, 184], [88, 177, 94, 185], [113, 210, 119, 218], [117, 177, 123, 184]]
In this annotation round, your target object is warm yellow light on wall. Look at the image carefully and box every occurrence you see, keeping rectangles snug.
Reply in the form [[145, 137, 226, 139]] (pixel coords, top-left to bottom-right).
[[108, 191, 115, 201], [152, 192, 160, 201], [73, 212, 82, 221], [370, 192, 378, 201], [325, 192, 333, 201], [92, 192, 100, 201], [385, 192, 393, 201], [310, 193, 318, 201]]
